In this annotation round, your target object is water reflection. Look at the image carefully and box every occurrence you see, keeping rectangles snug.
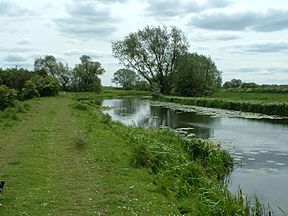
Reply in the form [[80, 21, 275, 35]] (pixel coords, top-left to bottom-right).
[[102, 98, 288, 212]]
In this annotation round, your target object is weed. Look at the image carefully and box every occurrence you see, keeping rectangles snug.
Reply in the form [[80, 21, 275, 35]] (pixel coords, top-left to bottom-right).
[[75, 136, 87, 150]]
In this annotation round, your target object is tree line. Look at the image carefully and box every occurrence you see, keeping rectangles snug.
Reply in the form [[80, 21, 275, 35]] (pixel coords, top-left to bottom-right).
[[0, 55, 104, 110], [112, 25, 222, 97], [2, 25, 225, 110]]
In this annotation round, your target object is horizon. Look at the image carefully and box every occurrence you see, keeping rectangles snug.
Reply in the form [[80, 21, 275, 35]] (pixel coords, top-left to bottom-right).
[[1, 0, 288, 85]]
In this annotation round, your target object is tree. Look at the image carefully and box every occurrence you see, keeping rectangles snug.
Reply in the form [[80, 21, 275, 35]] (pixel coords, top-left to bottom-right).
[[57, 62, 71, 91], [112, 68, 139, 89], [72, 55, 104, 92], [112, 25, 189, 94], [34, 55, 72, 90], [34, 55, 59, 78], [223, 79, 242, 88], [175, 53, 222, 96]]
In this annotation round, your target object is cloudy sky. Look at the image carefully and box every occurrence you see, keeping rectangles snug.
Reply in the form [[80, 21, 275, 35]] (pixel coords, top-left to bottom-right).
[[1, 0, 288, 85]]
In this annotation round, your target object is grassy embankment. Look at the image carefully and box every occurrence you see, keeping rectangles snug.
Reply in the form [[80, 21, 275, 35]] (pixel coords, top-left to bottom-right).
[[0, 89, 273, 215], [160, 90, 288, 117]]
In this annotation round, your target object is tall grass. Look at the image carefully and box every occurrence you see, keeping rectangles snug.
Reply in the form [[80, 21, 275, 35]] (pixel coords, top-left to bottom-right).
[[0, 102, 31, 127]]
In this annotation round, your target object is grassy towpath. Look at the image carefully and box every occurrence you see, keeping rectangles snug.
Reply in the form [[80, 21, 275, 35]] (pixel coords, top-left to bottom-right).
[[0, 92, 273, 215], [0, 94, 178, 215]]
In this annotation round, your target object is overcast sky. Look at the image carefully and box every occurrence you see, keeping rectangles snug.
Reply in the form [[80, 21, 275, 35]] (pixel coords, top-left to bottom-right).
[[1, 0, 288, 85]]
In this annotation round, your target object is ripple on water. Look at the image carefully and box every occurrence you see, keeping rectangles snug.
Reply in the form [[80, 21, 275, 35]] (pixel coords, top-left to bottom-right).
[[266, 160, 276, 163], [275, 163, 285, 166]]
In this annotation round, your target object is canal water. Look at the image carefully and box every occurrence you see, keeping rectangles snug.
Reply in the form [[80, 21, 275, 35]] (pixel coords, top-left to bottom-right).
[[101, 98, 288, 212]]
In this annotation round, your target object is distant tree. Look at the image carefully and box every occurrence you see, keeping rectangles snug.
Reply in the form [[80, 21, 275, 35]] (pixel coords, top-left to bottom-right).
[[230, 79, 242, 88], [112, 69, 139, 89], [112, 25, 189, 94], [175, 53, 222, 96], [34, 55, 72, 90], [241, 82, 258, 88], [223, 81, 233, 89], [34, 55, 59, 77], [72, 55, 104, 92], [57, 62, 71, 91], [134, 80, 150, 91], [223, 79, 242, 88]]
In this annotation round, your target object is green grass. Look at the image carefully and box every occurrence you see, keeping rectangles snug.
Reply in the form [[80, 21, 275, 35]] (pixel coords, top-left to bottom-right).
[[210, 91, 288, 103], [0, 91, 274, 215], [160, 90, 288, 116]]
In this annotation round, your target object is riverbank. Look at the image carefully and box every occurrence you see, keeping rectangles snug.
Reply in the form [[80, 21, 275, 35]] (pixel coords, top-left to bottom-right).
[[0, 91, 273, 215], [159, 91, 288, 117]]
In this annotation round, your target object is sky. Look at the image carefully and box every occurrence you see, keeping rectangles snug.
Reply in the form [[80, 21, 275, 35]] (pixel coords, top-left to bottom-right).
[[0, 0, 288, 85]]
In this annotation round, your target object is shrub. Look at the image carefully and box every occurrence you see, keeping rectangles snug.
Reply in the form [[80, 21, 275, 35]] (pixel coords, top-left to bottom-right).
[[21, 80, 40, 100], [0, 85, 17, 110], [33, 75, 60, 96]]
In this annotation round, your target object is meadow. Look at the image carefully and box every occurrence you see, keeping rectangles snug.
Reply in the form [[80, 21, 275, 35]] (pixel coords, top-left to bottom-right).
[[0, 90, 275, 215]]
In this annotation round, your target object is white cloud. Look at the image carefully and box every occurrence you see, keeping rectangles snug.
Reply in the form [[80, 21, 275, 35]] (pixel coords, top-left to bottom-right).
[[0, 0, 36, 17], [3, 53, 28, 62], [54, 0, 119, 38], [145, 0, 231, 18], [189, 9, 288, 32]]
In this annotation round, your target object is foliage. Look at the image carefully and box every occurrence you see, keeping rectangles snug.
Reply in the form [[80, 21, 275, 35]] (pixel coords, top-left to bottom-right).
[[33, 75, 60, 96], [72, 55, 104, 92], [223, 79, 243, 88], [112, 68, 139, 89], [175, 53, 222, 96], [21, 80, 40, 100], [57, 62, 72, 91], [34, 55, 59, 77], [133, 80, 150, 91], [34, 55, 72, 90], [112, 25, 189, 94], [241, 82, 259, 88], [0, 85, 17, 110], [0, 67, 34, 92]]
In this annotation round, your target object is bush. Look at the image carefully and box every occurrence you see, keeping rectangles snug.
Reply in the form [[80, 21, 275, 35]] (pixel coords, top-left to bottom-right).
[[33, 75, 60, 96], [0, 85, 17, 110], [21, 80, 40, 100]]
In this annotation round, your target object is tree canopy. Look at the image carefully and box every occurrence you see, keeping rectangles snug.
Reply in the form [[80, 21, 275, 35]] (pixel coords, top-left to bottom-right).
[[223, 79, 242, 88], [112, 68, 139, 89], [72, 55, 104, 92], [34, 55, 71, 90], [112, 25, 189, 94], [175, 53, 222, 96]]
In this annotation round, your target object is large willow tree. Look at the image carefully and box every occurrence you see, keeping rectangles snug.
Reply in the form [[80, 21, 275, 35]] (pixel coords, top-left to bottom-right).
[[112, 25, 189, 94], [175, 53, 222, 96]]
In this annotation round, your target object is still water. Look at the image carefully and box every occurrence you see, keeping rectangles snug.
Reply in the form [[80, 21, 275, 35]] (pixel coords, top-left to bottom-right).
[[102, 98, 288, 212]]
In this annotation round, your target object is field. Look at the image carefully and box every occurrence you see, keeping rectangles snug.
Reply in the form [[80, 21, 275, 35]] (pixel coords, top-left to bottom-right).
[[0, 90, 273, 215], [209, 91, 288, 103]]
